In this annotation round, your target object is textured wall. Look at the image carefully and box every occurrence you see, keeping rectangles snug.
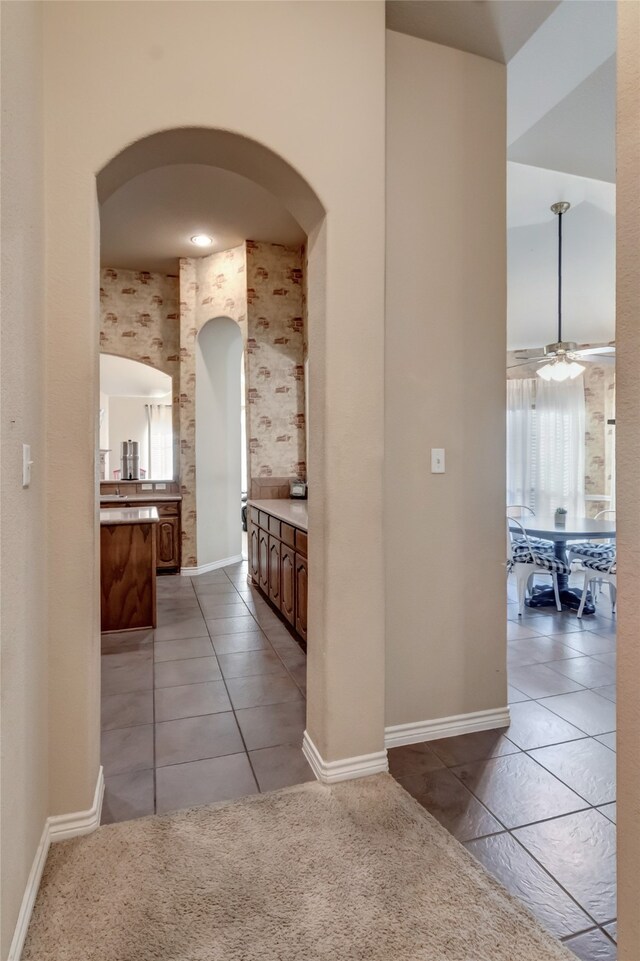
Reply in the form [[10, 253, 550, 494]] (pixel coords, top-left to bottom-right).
[[99, 267, 180, 476], [0, 4, 49, 956], [179, 245, 246, 567], [246, 241, 306, 484], [178, 242, 305, 568]]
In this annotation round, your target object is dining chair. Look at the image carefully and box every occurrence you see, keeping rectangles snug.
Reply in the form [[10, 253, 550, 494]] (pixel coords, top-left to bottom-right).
[[568, 509, 616, 564], [507, 505, 554, 555], [577, 552, 616, 618], [507, 516, 569, 616]]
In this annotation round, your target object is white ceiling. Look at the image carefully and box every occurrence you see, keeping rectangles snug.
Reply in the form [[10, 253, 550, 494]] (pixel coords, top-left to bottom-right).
[[100, 354, 172, 398], [100, 164, 305, 273]]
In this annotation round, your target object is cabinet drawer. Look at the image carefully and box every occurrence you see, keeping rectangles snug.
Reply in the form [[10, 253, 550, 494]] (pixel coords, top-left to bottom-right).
[[157, 503, 178, 517], [259, 511, 269, 530], [250, 507, 260, 525], [295, 529, 308, 557], [281, 523, 295, 548], [268, 515, 281, 538]]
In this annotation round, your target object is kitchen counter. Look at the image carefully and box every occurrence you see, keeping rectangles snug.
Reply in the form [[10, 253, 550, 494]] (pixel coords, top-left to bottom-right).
[[101, 495, 182, 504], [248, 498, 308, 532], [100, 506, 160, 526]]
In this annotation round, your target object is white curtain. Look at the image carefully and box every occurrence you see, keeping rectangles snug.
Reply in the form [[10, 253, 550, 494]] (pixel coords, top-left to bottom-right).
[[146, 404, 173, 479], [534, 377, 586, 517], [507, 379, 537, 509]]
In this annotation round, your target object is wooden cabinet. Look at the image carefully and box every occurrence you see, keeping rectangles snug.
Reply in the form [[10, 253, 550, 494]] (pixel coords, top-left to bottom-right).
[[248, 503, 307, 647], [99, 485, 181, 573], [268, 536, 281, 606], [249, 524, 259, 581], [258, 528, 269, 593], [101, 518, 157, 632], [280, 543, 295, 625], [295, 552, 308, 642]]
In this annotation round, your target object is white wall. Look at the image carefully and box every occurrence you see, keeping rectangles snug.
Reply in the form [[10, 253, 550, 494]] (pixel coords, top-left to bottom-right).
[[385, 31, 507, 730], [196, 318, 244, 567], [108, 397, 150, 478], [0, 3, 49, 956]]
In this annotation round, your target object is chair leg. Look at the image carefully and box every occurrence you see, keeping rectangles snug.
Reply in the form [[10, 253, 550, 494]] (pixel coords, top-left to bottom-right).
[[551, 574, 562, 612], [577, 574, 589, 619], [517, 569, 528, 616], [610, 580, 617, 613]]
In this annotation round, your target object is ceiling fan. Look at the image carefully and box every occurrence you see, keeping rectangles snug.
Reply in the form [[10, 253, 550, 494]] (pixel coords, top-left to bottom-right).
[[508, 201, 615, 381]]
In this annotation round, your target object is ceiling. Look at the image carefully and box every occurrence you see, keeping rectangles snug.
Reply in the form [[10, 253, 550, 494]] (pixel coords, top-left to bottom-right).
[[100, 1, 616, 350], [386, 1, 560, 64], [100, 164, 305, 273], [100, 354, 172, 398]]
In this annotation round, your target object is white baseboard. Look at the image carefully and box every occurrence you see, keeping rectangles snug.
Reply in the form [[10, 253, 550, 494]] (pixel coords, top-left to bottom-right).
[[7, 767, 104, 961], [384, 707, 511, 749], [48, 765, 105, 842], [181, 554, 243, 576], [302, 731, 388, 784]]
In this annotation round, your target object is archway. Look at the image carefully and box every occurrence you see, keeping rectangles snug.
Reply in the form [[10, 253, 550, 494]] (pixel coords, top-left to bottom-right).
[[195, 317, 244, 570]]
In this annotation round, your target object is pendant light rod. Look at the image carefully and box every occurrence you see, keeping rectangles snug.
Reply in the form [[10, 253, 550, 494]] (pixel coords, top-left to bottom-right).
[[551, 201, 570, 344]]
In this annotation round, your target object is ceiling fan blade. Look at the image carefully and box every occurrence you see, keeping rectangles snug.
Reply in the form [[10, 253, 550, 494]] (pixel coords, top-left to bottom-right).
[[507, 358, 544, 369], [573, 346, 616, 358], [513, 348, 545, 360]]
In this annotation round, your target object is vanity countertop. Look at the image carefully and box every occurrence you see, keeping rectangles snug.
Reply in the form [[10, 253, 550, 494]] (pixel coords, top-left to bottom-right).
[[100, 494, 182, 504], [100, 507, 160, 526], [248, 498, 308, 532]]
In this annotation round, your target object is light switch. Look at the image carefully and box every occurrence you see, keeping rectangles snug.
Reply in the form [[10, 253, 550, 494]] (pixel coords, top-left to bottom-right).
[[431, 448, 445, 473], [22, 444, 34, 487]]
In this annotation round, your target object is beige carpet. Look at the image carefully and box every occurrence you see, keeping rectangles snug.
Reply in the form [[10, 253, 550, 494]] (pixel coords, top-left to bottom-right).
[[24, 774, 573, 961]]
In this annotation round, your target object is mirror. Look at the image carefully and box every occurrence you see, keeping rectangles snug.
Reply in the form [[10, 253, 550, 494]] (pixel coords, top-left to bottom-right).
[[99, 354, 173, 480]]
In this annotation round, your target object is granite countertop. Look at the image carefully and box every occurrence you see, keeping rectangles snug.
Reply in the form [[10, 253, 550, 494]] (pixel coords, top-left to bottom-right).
[[100, 494, 182, 504], [248, 498, 308, 532], [100, 507, 160, 526]]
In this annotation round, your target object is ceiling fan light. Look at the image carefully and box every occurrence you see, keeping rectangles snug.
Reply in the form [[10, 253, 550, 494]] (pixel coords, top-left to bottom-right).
[[537, 363, 554, 381], [537, 358, 585, 382]]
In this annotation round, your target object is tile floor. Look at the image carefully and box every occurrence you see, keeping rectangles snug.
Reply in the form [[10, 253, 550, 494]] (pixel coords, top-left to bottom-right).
[[101, 559, 312, 824], [102, 562, 617, 960], [389, 572, 617, 961]]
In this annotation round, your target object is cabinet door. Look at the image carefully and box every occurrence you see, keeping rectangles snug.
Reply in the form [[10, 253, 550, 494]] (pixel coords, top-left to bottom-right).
[[295, 552, 308, 643], [249, 524, 259, 583], [280, 544, 295, 625], [268, 536, 281, 607], [259, 529, 269, 593], [156, 518, 179, 569]]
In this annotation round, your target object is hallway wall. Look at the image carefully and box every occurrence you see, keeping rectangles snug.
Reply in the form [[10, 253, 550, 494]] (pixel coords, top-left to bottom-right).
[[385, 31, 507, 729], [0, 3, 49, 957], [41, 0, 386, 828]]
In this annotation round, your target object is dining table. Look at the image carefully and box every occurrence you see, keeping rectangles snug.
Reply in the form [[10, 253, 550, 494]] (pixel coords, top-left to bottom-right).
[[509, 513, 616, 615]]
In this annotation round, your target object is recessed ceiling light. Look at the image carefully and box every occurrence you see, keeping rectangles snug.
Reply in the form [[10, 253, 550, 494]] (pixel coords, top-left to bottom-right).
[[190, 234, 213, 247]]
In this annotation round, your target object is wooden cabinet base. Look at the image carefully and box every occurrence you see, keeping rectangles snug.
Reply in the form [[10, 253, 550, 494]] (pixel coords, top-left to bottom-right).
[[101, 521, 157, 632], [249, 510, 307, 650]]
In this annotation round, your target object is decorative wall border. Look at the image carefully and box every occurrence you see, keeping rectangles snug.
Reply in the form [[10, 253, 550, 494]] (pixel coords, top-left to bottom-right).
[[8, 767, 104, 960]]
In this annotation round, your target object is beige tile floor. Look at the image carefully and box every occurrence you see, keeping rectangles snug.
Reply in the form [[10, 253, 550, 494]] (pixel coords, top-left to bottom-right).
[[389, 571, 617, 961], [100, 559, 312, 823]]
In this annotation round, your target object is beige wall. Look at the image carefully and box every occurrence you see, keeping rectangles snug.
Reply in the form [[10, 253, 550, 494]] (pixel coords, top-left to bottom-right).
[[615, 2, 640, 956], [385, 31, 507, 728], [41, 0, 386, 820], [0, 2, 49, 956]]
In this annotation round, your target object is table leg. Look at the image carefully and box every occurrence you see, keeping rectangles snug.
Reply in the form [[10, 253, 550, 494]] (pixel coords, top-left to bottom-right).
[[527, 538, 595, 614]]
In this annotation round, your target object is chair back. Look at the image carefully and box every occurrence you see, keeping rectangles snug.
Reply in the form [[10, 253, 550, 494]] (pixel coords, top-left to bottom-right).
[[507, 515, 536, 564], [507, 504, 535, 519]]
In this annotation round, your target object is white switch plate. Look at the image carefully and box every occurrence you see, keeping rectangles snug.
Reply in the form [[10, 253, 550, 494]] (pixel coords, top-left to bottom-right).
[[431, 448, 445, 473], [22, 444, 33, 487]]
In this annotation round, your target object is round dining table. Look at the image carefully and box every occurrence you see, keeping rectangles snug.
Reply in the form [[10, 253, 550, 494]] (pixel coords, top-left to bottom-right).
[[509, 514, 616, 615]]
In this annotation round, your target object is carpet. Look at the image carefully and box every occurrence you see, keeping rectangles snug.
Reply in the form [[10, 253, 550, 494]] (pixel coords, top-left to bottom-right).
[[23, 774, 573, 961]]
